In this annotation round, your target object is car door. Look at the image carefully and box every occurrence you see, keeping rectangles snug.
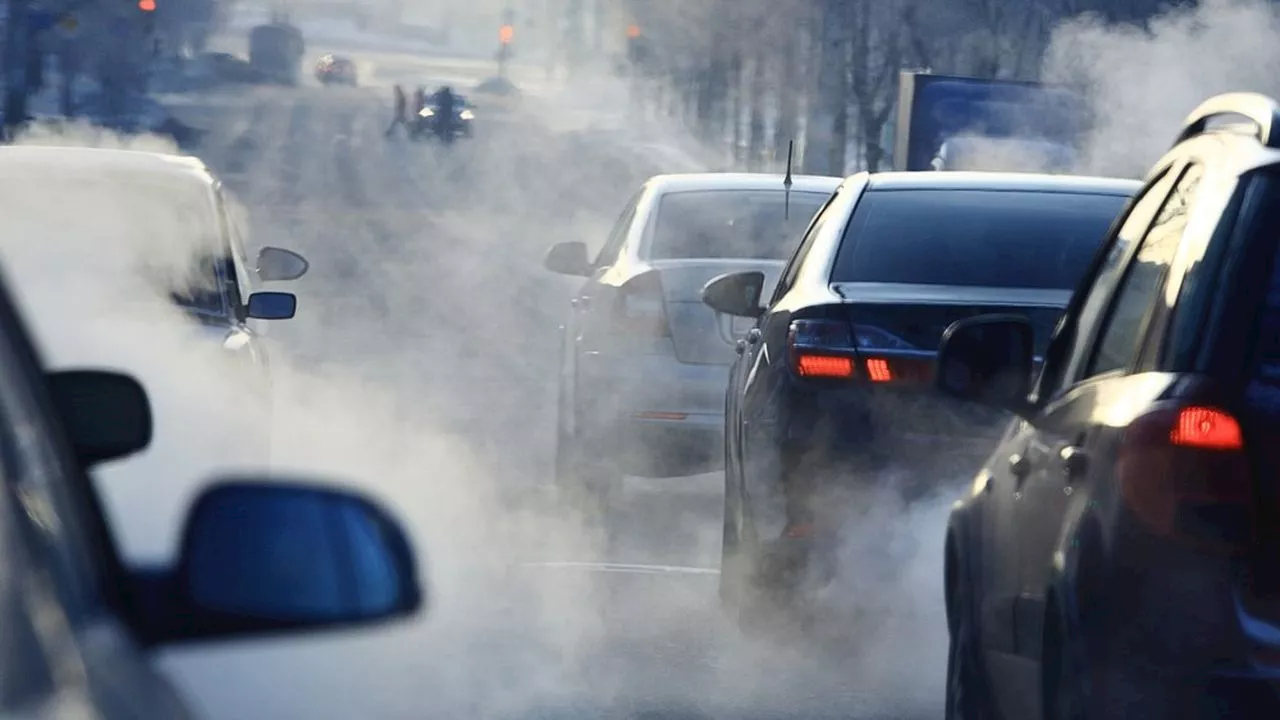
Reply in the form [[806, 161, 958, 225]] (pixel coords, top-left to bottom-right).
[[561, 191, 642, 434], [736, 188, 843, 542], [0, 293, 194, 718], [1013, 162, 1204, 660]]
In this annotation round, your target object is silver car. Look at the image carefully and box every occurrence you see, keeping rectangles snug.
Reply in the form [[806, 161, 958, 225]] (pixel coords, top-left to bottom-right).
[[544, 172, 842, 509]]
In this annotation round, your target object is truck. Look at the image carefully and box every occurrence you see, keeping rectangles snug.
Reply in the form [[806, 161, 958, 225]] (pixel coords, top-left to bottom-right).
[[248, 19, 305, 86], [891, 70, 1090, 173]]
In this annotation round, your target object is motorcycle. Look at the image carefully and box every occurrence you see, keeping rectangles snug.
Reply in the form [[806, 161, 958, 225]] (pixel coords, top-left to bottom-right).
[[411, 99, 474, 144]]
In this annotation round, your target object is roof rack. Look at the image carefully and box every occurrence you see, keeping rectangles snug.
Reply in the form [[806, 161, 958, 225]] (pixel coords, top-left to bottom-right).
[[1175, 92, 1280, 149]]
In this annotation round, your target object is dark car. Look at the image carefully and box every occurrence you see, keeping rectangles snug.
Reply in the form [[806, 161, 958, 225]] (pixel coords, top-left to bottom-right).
[[702, 171, 1138, 624], [0, 261, 423, 715], [937, 93, 1280, 719], [315, 53, 358, 86]]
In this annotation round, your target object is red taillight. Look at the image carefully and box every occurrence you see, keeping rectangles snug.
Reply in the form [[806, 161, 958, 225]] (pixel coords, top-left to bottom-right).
[[1118, 404, 1253, 551], [866, 358, 892, 382], [1171, 406, 1243, 450], [612, 271, 671, 338], [788, 319, 856, 379], [797, 354, 855, 378]]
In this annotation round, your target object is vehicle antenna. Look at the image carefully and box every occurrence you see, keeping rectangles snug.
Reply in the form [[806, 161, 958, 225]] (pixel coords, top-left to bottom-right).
[[784, 140, 794, 220]]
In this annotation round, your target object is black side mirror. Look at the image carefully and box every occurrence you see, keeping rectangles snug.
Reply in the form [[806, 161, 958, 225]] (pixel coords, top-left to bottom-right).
[[256, 246, 309, 282], [246, 291, 297, 320], [701, 271, 765, 318], [46, 370, 152, 466], [157, 478, 422, 645], [936, 315, 1035, 415], [543, 241, 590, 277]]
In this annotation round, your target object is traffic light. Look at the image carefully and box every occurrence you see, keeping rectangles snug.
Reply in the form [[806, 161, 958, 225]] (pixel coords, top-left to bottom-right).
[[138, 0, 156, 11], [626, 24, 641, 39], [499, 24, 513, 45]]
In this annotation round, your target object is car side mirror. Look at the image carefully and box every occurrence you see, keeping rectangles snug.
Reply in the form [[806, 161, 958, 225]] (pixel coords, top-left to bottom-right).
[[159, 478, 423, 644], [936, 315, 1035, 416], [543, 241, 590, 277], [247, 291, 296, 320], [701, 271, 765, 318], [46, 370, 152, 467], [256, 246, 309, 282]]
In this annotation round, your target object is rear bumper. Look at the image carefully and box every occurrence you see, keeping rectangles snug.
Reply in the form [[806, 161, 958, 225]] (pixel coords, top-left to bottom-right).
[[576, 350, 727, 477]]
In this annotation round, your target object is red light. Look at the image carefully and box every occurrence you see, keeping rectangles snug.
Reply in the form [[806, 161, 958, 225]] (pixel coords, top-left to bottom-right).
[[865, 358, 893, 382], [138, 0, 156, 11], [796, 354, 854, 378], [499, 25, 514, 44], [1170, 406, 1243, 450], [626, 24, 641, 38]]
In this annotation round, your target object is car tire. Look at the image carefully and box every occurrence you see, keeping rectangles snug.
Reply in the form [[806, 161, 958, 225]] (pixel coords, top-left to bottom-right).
[[945, 576, 999, 720]]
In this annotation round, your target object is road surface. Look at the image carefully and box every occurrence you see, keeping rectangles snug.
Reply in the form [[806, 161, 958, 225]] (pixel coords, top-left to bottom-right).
[[119, 49, 949, 720]]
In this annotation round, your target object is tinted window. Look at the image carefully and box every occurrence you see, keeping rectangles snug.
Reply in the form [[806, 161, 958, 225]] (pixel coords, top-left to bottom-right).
[[1086, 168, 1197, 377], [649, 190, 831, 261], [831, 189, 1130, 288]]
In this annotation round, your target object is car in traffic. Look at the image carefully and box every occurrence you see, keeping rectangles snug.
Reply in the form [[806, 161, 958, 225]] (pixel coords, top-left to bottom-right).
[[702, 171, 1139, 626], [937, 93, 1280, 718], [315, 53, 358, 86], [543, 172, 842, 511], [0, 256, 422, 718], [0, 146, 309, 457]]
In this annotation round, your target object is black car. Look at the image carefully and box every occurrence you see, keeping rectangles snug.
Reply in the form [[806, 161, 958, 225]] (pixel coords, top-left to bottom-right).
[[0, 261, 424, 715], [701, 171, 1139, 624], [937, 95, 1280, 718]]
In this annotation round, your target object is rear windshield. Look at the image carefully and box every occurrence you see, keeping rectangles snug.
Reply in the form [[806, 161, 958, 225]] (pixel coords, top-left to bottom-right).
[[649, 189, 831, 260], [831, 189, 1130, 289]]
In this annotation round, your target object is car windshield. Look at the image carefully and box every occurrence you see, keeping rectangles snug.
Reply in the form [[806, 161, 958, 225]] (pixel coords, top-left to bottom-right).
[[0, 172, 226, 312], [832, 188, 1130, 288], [648, 189, 831, 260]]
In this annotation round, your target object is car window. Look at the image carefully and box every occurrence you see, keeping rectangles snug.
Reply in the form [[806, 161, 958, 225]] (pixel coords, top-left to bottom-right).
[[1036, 168, 1178, 398], [1084, 166, 1199, 378], [647, 190, 830, 261], [832, 188, 1130, 289], [772, 187, 842, 304], [170, 255, 227, 317], [593, 191, 642, 268]]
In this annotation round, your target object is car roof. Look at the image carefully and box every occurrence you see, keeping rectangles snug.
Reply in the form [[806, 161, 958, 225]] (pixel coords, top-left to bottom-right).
[[862, 171, 1141, 195], [646, 172, 844, 195], [0, 146, 215, 185]]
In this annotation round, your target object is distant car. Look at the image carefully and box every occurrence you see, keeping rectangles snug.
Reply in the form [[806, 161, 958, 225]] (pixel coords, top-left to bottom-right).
[[0, 257, 422, 719], [543, 172, 842, 511], [413, 94, 475, 141], [937, 93, 1280, 718], [315, 53, 357, 86], [0, 147, 309, 458], [704, 171, 1139, 626]]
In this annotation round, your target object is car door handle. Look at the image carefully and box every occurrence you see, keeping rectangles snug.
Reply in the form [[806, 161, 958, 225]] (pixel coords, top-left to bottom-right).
[[746, 328, 762, 344], [1059, 445, 1088, 480], [571, 296, 590, 309]]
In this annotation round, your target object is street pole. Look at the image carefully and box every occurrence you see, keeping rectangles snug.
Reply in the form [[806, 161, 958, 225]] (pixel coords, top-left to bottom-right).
[[3, 0, 30, 138]]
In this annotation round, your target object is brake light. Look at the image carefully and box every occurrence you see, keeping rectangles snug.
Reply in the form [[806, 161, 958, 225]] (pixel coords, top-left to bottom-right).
[[1171, 406, 1243, 450], [788, 319, 856, 379], [866, 358, 892, 382], [612, 271, 671, 338], [797, 354, 855, 378], [1117, 403, 1253, 551]]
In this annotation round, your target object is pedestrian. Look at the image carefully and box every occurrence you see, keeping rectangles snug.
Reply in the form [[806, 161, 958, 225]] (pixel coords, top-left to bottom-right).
[[386, 84, 407, 137]]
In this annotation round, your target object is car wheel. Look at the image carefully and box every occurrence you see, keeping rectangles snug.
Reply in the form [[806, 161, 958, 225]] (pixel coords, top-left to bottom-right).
[[946, 573, 998, 719]]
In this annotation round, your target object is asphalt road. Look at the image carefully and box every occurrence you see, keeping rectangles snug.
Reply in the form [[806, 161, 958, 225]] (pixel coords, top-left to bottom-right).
[[129, 49, 949, 720]]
